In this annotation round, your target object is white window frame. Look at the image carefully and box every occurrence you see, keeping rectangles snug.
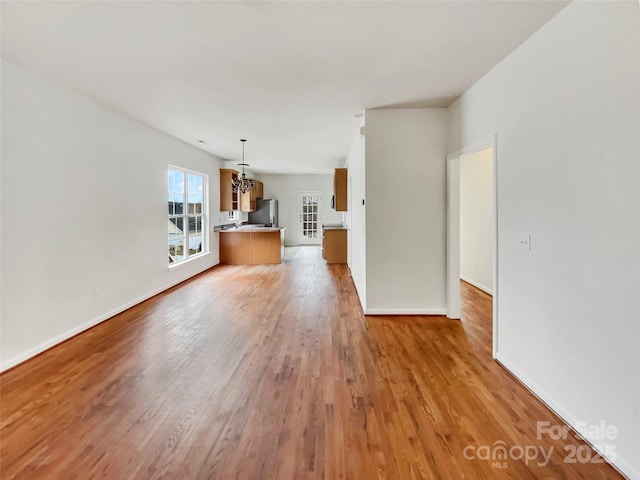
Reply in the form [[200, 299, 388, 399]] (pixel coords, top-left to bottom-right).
[[168, 165, 208, 265]]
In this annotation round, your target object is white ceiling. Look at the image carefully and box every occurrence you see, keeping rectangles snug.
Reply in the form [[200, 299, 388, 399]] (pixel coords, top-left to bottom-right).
[[1, 1, 567, 174]]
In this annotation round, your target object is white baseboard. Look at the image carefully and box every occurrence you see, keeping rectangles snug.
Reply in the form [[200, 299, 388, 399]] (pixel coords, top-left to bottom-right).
[[364, 308, 446, 316], [496, 352, 638, 480], [460, 275, 493, 295], [0, 265, 219, 373]]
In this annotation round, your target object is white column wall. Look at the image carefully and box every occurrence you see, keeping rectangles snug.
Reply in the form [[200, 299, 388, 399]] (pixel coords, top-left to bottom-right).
[[345, 124, 367, 308], [365, 108, 448, 314]]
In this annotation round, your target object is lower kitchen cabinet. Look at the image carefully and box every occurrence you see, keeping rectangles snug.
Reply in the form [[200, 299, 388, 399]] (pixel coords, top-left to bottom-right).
[[322, 228, 347, 264], [219, 228, 285, 264]]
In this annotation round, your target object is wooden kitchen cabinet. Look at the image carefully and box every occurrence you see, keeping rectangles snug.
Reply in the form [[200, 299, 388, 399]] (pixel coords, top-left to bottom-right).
[[250, 231, 281, 263], [333, 168, 347, 211], [240, 182, 257, 212], [223, 171, 263, 212], [220, 169, 239, 211], [254, 180, 264, 199], [322, 228, 347, 264], [219, 230, 252, 264], [219, 229, 285, 264]]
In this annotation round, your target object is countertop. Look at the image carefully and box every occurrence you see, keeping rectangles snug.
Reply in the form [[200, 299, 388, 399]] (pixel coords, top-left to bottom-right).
[[219, 226, 286, 233], [322, 225, 348, 230]]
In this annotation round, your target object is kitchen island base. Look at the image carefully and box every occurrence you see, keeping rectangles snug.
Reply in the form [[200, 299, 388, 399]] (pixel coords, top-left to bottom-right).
[[219, 228, 285, 264]]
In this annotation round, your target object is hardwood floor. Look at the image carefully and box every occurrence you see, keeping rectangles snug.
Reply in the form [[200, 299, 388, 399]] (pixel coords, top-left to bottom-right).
[[1, 266, 622, 479], [283, 245, 324, 264]]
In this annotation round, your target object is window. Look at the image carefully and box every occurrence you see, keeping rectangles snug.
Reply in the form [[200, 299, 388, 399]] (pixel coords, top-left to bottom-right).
[[168, 167, 207, 264]]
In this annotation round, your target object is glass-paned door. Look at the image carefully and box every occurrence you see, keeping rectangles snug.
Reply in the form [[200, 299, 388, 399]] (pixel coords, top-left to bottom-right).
[[298, 192, 321, 245]]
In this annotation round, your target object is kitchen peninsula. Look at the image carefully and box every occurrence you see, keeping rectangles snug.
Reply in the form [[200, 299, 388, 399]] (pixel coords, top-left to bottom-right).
[[219, 226, 286, 264]]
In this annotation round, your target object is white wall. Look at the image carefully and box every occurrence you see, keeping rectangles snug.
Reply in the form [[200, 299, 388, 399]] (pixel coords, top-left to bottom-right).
[[1, 60, 225, 370], [447, 2, 640, 477], [258, 173, 342, 246], [365, 108, 447, 314], [345, 124, 366, 308], [460, 147, 493, 294]]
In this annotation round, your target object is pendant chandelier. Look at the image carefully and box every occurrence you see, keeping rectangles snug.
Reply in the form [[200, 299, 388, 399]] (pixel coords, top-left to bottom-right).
[[231, 138, 255, 194]]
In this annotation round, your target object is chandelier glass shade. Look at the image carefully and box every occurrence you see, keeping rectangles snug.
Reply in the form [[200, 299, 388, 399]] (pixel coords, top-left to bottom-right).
[[231, 139, 255, 194]]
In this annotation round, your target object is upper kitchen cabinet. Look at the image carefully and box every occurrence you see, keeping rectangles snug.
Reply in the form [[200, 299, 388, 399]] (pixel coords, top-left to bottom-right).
[[254, 180, 264, 199], [220, 169, 239, 211], [240, 184, 257, 212], [333, 168, 347, 211]]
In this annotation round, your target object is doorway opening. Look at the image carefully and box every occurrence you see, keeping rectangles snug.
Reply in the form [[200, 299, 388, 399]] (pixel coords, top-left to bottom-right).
[[447, 138, 498, 357]]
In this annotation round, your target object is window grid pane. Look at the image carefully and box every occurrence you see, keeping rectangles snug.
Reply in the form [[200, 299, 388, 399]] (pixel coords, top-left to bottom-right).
[[169, 168, 207, 264]]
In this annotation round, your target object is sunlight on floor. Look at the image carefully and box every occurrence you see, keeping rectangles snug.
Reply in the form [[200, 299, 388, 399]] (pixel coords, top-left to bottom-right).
[[283, 246, 324, 264]]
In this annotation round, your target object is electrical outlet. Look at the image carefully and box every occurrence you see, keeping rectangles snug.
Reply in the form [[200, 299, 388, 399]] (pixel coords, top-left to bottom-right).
[[518, 234, 531, 251], [93, 289, 102, 301]]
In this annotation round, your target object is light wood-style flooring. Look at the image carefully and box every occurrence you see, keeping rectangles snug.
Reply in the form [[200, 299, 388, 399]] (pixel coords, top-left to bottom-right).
[[1, 264, 622, 479], [283, 245, 323, 264]]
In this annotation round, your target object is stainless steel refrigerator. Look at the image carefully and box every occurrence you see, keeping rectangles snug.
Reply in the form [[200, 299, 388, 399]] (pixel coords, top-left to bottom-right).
[[248, 199, 278, 227]]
